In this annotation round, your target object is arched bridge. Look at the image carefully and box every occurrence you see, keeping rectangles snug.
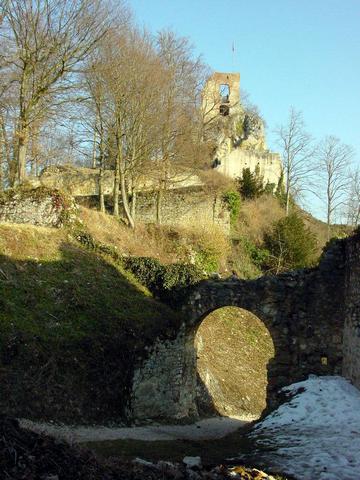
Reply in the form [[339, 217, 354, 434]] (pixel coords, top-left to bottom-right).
[[130, 234, 360, 423]]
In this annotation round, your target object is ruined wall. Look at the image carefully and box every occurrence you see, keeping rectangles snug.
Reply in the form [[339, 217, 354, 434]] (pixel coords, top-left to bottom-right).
[[38, 165, 114, 196], [134, 189, 230, 234], [131, 240, 347, 422], [131, 325, 197, 423], [343, 234, 360, 388], [0, 188, 74, 228], [215, 147, 282, 187], [36, 165, 204, 197], [202, 71, 282, 189]]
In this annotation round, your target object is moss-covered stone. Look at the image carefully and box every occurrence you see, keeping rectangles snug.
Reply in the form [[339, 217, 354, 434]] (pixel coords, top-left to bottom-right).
[[0, 186, 78, 228]]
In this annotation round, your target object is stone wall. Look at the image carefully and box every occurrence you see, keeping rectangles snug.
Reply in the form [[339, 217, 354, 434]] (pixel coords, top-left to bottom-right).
[[36, 165, 204, 197], [0, 188, 73, 228], [130, 240, 347, 422], [134, 188, 230, 234], [343, 234, 360, 388], [131, 325, 198, 423], [214, 147, 282, 188], [34, 166, 230, 233]]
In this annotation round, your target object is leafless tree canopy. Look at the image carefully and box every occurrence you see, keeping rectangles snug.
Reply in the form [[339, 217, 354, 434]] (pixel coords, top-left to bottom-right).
[[275, 107, 315, 215], [0, 2, 210, 228], [346, 168, 360, 227], [82, 26, 210, 226], [0, 0, 114, 183], [315, 135, 353, 238]]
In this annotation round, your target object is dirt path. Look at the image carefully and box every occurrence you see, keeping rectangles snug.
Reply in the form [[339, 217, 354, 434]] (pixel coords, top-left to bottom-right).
[[19, 414, 257, 444]]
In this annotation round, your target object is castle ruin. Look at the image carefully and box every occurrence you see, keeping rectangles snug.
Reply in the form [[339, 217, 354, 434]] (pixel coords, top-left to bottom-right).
[[202, 72, 282, 189]]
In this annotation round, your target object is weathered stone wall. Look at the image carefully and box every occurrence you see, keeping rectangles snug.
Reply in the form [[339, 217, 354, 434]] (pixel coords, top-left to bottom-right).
[[0, 188, 73, 228], [214, 147, 282, 188], [134, 189, 230, 234], [131, 325, 198, 423], [343, 234, 360, 388], [35, 165, 204, 197], [35, 166, 230, 233], [77, 187, 230, 234], [131, 240, 347, 422]]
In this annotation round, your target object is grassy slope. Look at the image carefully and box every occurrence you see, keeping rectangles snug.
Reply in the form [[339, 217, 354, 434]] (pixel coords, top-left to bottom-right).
[[80, 206, 231, 272], [0, 224, 181, 423], [231, 195, 353, 277]]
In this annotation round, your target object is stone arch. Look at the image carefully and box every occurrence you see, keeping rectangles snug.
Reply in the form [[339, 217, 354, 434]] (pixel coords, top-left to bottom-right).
[[181, 279, 296, 413], [130, 239, 347, 423]]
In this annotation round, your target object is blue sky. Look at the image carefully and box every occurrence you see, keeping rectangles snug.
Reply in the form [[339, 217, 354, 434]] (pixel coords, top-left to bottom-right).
[[129, 0, 360, 217]]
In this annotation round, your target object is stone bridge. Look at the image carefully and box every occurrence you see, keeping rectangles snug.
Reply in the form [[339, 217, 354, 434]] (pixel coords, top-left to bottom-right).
[[130, 234, 360, 423]]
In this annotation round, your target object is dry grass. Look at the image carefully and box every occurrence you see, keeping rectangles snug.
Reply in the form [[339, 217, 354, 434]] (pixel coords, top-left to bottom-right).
[[298, 207, 352, 256], [0, 223, 66, 260], [236, 195, 285, 244], [79, 206, 231, 271], [198, 169, 236, 195], [0, 221, 181, 423], [79, 207, 171, 260]]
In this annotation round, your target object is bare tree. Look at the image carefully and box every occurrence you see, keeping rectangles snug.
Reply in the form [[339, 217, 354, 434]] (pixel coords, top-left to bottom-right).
[[0, 0, 111, 183], [346, 168, 360, 227], [84, 27, 165, 225], [315, 135, 353, 239], [154, 30, 208, 223], [275, 107, 315, 215]]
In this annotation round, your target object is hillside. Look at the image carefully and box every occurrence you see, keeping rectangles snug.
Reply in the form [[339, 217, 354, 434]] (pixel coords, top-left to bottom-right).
[[0, 189, 352, 426], [0, 223, 182, 423]]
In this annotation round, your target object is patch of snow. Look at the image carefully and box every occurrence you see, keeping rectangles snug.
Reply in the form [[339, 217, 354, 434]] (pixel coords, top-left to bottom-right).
[[19, 414, 256, 443], [183, 456, 202, 468], [132, 457, 154, 466], [245, 375, 360, 480]]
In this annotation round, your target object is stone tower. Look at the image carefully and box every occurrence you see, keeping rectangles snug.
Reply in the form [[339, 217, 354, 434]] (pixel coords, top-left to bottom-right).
[[202, 72, 241, 123], [202, 71, 283, 189]]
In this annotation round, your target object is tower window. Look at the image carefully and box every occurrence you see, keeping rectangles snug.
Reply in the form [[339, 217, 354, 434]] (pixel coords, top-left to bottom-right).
[[219, 104, 230, 116], [219, 84, 230, 103]]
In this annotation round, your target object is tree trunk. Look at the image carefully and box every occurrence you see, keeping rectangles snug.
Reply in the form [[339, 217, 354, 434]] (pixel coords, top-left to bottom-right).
[[98, 131, 105, 213], [131, 190, 137, 222], [92, 128, 97, 168], [285, 191, 290, 216], [0, 153, 3, 192], [327, 208, 331, 241], [120, 169, 134, 228], [156, 189, 163, 225], [0, 121, 4, 191], [113, 154, 120, 217], [1, 119, 11, 183], [99, 167, 105, 213], [17, 126, 28, 184]]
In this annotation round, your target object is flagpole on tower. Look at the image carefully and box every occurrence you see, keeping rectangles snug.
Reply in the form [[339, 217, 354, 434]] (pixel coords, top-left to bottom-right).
[[232, 40, 235, 70]]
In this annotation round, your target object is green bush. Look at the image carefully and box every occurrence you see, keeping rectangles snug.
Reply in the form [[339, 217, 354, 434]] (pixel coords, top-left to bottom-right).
[[263, 182, 276, 195], [193, 249, 218, 273], [238, 167, 264, 199], [74, 228, 205, 301], [264, 213, 317, 273], [241, 237, 270, 268], [162, 263, 204, 290], [123, 256, 204, 299], [223, 190, 241, 224], [122, 256, 163, 292]]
